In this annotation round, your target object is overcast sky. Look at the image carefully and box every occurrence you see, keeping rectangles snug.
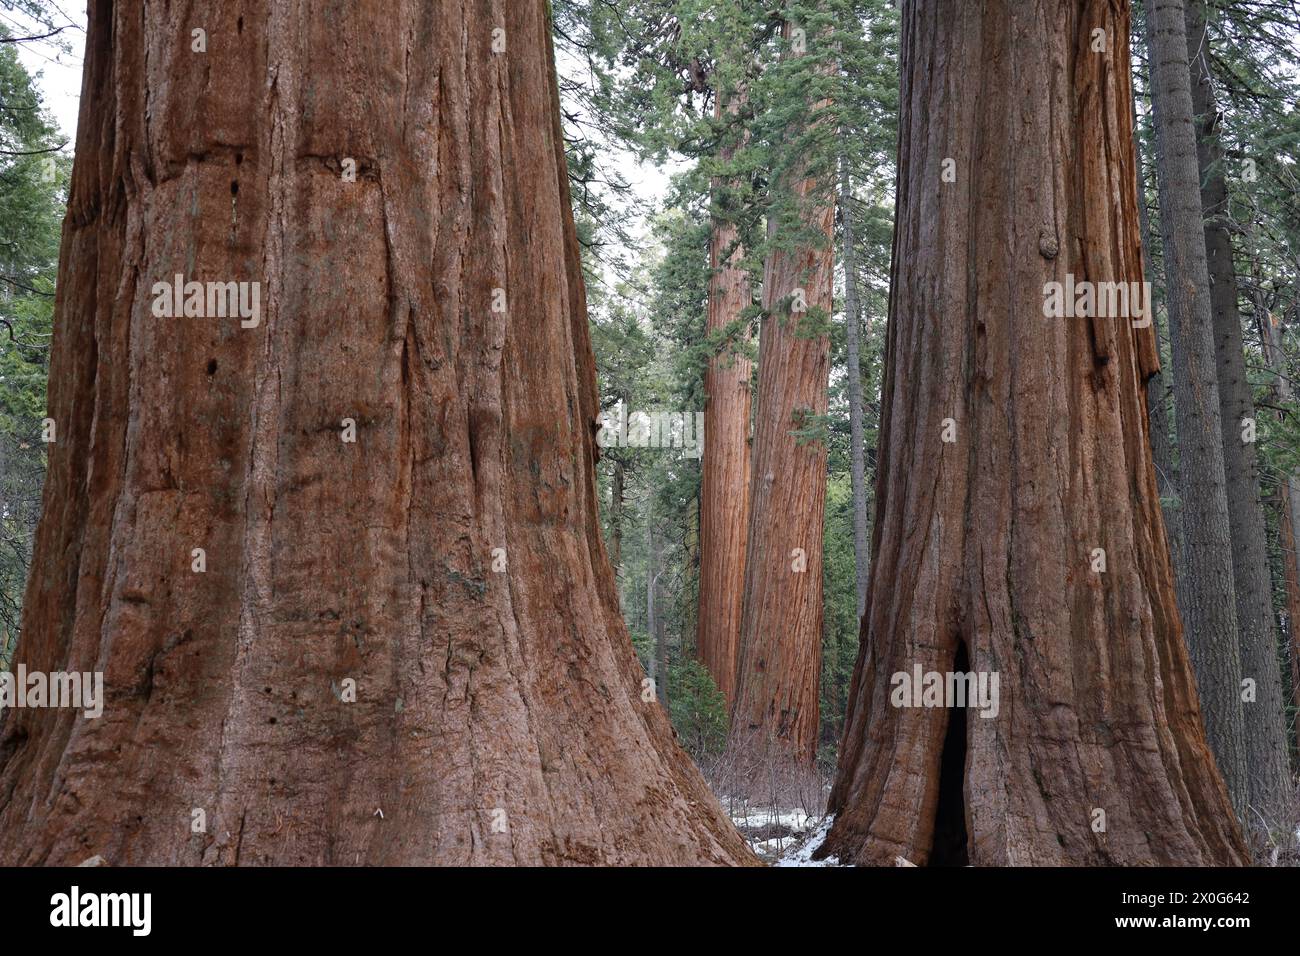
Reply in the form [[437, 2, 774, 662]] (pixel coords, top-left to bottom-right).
[[3, 1, 86, 141]]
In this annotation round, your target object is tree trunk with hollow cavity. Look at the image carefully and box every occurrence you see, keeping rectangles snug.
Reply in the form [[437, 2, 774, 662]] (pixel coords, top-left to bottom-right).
[[0, 0, 754, 867], [819, 0, 1247, 866]]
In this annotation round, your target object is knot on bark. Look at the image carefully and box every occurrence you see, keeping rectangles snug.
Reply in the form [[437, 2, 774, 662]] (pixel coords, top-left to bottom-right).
[[1038, 229, 1059, 259]]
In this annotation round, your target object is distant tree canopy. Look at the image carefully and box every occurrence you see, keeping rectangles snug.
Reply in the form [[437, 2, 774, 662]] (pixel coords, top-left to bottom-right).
[[0, 19, 69, 663]]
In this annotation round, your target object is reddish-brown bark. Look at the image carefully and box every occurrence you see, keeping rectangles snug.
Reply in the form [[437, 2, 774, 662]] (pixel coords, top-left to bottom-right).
[[0, 0, 754, 867], [728, 29, 834, 778], [697, 91, 754, 710], [820, 0, 1247, 865]]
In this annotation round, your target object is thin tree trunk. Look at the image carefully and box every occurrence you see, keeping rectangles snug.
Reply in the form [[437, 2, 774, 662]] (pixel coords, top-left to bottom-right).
[[728, 21, 834, 782], [820, 0, 1246, 866], [610, 457, 625, 573], [840, 149, 871, 621], [655, 599, 669, 708], [1131, 60, 1185, 579], [647, 524, 667, 706], [1257, 300, 1300, 717], [697, 89, 753, 710], [0, 0, 754, 867], [1275, 480, 1300, 713], [1289, 273, 1300, 720], [1144, 0, 1247, 817], [1185, 0, 1292, 822]]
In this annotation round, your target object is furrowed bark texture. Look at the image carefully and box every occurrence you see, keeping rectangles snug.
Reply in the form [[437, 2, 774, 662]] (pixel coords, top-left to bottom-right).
[[697, 91, 753, 710], [728, 41, 834, 776], [1185, 0, 1292, 819], [0, 0, 755, 867], [820, 0, 1247, 866], [1145, 0, 1247, 816]]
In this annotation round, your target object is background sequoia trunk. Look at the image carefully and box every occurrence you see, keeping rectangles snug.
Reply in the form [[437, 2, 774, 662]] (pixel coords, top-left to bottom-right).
[[697, 91, 753, 710], [0, 0, 753, 867], [819, 0, 1247, 866], [727, 27, 834, 779]]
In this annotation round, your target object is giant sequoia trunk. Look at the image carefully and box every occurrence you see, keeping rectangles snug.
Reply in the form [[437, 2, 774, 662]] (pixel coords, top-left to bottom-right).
[[1145, 0, 1247, 816], [697, 91, 753, 710], [1184, 0, 1293, 821], [819, 0, 1247, 866], [727, 29, 834, 780], [0, 0, 754, 867]]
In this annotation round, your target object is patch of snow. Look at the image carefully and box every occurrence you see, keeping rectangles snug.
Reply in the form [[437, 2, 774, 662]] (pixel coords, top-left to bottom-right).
[[750, 838, 790, 857], [719, 794, 836, 861], [730, 807, 814, 832], [775, 814, 839, 867]]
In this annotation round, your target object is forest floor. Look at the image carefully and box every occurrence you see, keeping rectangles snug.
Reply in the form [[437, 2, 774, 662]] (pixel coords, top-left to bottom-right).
[[721, 785, 1300, 867], [718, 788, 838, 865], [772, 815, 839, 867], [728, 803, 819, 859]]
